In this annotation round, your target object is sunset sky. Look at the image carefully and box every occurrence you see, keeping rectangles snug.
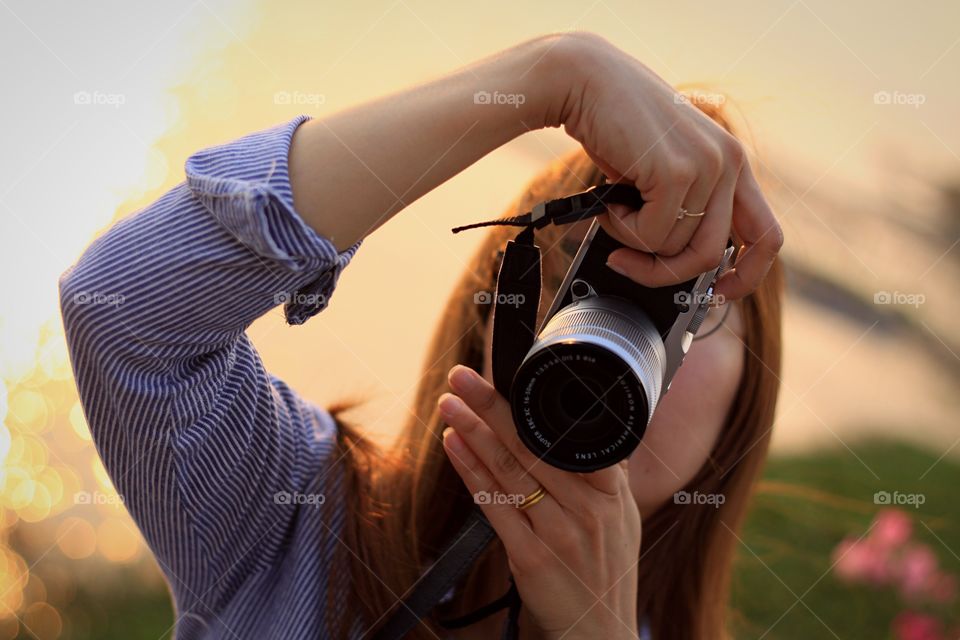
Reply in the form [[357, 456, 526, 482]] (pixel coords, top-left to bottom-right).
[[2, 0, 959, 440]]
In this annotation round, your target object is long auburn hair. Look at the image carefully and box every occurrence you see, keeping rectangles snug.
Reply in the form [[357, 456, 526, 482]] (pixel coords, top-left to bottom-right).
[[326, 100, 784, 640]]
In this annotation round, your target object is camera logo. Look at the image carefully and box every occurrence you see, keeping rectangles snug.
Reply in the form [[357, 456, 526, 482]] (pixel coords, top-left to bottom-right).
[[274, 291, 327, 307], [273, 91, 326, 107], [674, 92, 726, 107], [474, 290, 525, 308], [473, 90, 526, 108], [873, 90, 926, 108], [72, 290, 125, 308], [473, 490, 524, 506], [873, 290, 924, 309], [274, 491, 326, 507], [674, 291, 724, 309], [73, 90, 126, 108], [873, 490, 925, 509], [673, 490, 725, 509], [74, 490, 124, 505]]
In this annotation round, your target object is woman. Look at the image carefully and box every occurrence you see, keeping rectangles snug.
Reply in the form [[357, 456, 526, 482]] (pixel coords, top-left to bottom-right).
[[60, 33, 782, 639]]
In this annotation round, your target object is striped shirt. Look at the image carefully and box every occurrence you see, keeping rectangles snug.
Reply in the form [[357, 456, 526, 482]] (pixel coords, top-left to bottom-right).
[[60, 116, 366, 638], [60, 116, 653, 640]]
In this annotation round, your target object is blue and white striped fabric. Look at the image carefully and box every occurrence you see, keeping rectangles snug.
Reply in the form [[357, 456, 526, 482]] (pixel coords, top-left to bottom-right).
[[60, 116, 367, 639], [60, 116, 653, 640]]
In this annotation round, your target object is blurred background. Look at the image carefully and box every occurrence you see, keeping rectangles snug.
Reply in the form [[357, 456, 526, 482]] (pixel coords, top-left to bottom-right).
[[1, 0, 959, 638]]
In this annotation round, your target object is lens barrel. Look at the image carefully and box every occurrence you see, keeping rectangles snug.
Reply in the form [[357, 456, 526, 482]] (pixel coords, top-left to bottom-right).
[[510, 296, 666, 471]]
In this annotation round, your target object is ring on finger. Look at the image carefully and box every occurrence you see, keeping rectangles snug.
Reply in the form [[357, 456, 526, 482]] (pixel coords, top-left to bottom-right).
[[676, 207, 707, 220], [517, 486, 548, 511]]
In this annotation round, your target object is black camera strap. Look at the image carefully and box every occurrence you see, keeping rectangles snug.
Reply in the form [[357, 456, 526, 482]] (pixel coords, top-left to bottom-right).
[[451, 182, 644, 237], [490, 225, 542, 397], [462, 183, 645, 398], [370, 510, 524, 639], [372, 183, 644, 640]]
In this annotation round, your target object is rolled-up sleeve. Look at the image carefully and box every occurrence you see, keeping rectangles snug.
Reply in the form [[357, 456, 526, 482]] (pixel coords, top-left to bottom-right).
[[59, 116, 360, 609]]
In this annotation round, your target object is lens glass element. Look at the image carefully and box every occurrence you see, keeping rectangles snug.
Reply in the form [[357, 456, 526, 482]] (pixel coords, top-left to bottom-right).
[[512, 342, 648, 471]]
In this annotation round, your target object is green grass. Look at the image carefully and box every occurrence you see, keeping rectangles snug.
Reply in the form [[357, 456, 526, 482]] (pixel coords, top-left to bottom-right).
[[730, 439, 960, 639]]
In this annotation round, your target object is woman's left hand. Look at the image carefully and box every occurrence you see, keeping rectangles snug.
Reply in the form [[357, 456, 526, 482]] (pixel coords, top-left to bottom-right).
[[438, 364, 642, 640]]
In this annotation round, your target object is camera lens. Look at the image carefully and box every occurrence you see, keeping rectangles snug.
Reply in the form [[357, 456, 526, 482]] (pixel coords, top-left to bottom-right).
[[557, 376, 606, 424], [510, 296, 665, 471]]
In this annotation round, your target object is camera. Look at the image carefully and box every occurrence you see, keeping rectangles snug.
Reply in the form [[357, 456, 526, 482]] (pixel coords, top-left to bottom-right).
[[454, 184, 734, 472], [509, 220, 733, 471], [508, 220, 732, 471]]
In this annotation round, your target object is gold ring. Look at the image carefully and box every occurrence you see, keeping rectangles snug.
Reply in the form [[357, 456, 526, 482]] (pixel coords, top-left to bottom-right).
[[518, 486, 547, 511]]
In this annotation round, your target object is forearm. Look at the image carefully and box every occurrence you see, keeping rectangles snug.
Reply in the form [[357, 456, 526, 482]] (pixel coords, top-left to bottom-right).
[[288, 34, 576, 251]]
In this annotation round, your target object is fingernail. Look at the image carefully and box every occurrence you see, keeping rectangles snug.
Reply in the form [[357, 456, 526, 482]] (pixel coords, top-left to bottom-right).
[[606, 258, 627, 277], [449, 365, 479, 394], [442, 427, 464, 453], [438, 393, 462, 419]]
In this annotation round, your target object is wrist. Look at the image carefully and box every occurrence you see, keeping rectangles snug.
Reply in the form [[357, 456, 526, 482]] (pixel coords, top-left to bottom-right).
[[501, 33, 591, 130], [519, 31, 610, 129]]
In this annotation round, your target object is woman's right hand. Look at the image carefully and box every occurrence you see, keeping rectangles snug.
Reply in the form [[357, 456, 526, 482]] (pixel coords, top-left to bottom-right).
[[548, 32, 782, 300], [439, 366, 642, 640]]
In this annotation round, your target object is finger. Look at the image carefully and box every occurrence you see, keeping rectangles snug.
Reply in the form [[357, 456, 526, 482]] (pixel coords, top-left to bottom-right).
[[439, 393, 564, 528], [576, 457, 630, 495], [579, 457, 632, 496], [606, 165, 694, 253], [442, 426, 534, 551], [713, 165, 783, 300], [680, 141, 724, 224], [657, 212, 702, 258], [448, 365, 620, 501], [658, 152, 723, 256], [602, 201, 674, 254], [606, 170, 734, 287]]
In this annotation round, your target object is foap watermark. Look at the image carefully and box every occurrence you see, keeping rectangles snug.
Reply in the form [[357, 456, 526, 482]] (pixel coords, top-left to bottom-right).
[[473, 490, 527, 506], [474, 290, 525, 308], [874, 290, 925, 309], [274, 91, 326, 107], [73, 90, 126, 109], [74, 490, 124, 506], [73, 290, 126, 308], [673, 490, 725, 509], [473, 90, 526, 109], [873, 90, 926, 109], [674, 290, 724, 310], [874, 490, 925, 509], [274, 491, 326, 507], [275, 291, 327, 307], [674, 92, 726, 107]]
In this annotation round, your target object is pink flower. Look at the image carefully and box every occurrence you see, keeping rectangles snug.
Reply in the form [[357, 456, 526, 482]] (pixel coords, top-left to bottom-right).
[[899, 545, 939, 600], [832, 538, 867, 581], [872, 509, 913, 549], [892, 611, 944, 640], [832, 538, 892, 584]]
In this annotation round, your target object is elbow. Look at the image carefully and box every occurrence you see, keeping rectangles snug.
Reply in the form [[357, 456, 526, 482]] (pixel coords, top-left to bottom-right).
[[58, 257, 127, 354], [59, 264, 95, 346]]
